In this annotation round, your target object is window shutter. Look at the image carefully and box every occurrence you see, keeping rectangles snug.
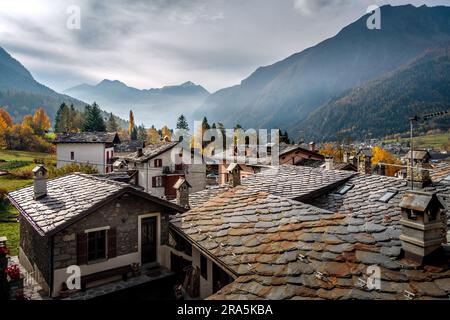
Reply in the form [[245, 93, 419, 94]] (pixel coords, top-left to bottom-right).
[[152, 176, 156, 187], [162, 176, 166, 187], [76, 233, 88, 265], [108, 228, 117, 259]]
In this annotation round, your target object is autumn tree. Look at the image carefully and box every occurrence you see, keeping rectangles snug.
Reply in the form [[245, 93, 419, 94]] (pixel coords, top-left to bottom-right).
[[128, 110, 135, 136], [371, 146, 401, 176], [31, 108, 51, 135], [176, 114, 189, 130], [161, 125, 172, 141], [0, 108, 13, 127], [147, 125, 160, 144]]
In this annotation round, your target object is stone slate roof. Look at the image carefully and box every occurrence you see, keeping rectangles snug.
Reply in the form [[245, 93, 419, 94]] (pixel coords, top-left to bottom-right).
[[171, 171, 450, 300], [54, 132, 120, 144], [187, 165, 355, 209], [115, 140, 145, 153], [124, 142, 179, 162], [279, 143, 323, 158], [430, 161, 450, 183], [8, 173, 183, 236], [403, 150, 431, 161]]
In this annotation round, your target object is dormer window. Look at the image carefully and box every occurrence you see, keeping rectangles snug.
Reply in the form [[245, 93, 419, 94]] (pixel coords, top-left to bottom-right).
[[336, 184, 354, 195], [378, 190, 398, 203]]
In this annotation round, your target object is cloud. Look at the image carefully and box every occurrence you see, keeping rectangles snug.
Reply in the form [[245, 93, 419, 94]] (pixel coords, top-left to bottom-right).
[[0, 0, 448, 97]]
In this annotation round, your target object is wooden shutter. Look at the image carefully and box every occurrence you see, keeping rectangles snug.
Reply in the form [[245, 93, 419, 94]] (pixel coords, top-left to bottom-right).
[[152, 176, 156, 187], [76, 233, 88, 265], [108, 228, 117, 259]]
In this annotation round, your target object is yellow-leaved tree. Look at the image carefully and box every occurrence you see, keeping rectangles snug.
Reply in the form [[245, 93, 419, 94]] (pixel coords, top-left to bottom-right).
[[371, 146, 401, 176], [32, 108, 51, 136]]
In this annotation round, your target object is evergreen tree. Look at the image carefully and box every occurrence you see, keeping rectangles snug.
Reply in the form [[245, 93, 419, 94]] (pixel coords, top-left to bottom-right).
[[82, 103, 106, 132], [137, 124, 147, 141], [130, 126, 138, 141], [176, 114, 189, 130], [202, 116, 210, 131], [54, 103, 69, 133], [106, 112, 119, 132]]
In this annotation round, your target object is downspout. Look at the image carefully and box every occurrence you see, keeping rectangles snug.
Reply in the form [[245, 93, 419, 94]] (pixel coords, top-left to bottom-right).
[[146, 162, 149, 192]]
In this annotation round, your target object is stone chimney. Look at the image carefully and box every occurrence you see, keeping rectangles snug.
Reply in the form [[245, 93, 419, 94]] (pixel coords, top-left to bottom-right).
[[325, 156, 334, 170], [227, 163, 241, 187], [399, 190, 447, 264], [113, 159, 128, 172], [378, 163, 386, 176], [174, 178, 191, 208], [137, 148, 143, 157], [405, 150, 432, 188], [32, 165, 48, 200], [357, 149, 372, 175], [309, 142, 316, 152], [343, 151, 351, 164]]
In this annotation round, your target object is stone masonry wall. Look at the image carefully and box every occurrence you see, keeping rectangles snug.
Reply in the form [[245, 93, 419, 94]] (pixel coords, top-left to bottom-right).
[[53, 192, 174, 270]]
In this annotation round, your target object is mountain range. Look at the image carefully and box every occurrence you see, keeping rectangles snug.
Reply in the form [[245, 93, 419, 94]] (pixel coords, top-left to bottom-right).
[[65, 80, 209, 129], [0, 46, 126, 128], [193, 4, 450, 141], [1, 4, 450, 141]]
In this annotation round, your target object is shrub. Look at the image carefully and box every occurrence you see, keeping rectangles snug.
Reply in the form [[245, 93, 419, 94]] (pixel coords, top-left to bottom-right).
[[9, 169, 33, 180], [48, 163, 98, 178], [0, 188, 7, 204]]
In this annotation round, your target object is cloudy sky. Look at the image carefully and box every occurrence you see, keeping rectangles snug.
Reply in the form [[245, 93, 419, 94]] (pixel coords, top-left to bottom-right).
[[0, 0, 448, 93]]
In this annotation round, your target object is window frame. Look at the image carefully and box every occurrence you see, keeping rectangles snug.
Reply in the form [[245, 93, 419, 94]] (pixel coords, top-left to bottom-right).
[[336, 184, 354, 195], [70, 151, 75, 160], [85, 227, 109, 263], [154, 159, 163, 167], [378, 190, 398, 203]]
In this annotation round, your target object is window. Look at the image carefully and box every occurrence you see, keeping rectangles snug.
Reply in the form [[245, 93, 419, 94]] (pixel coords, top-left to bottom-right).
[[154, 159, 162, 167], [152, 176, 164, 188], [200, 254, 208, 280], [336, 184, 354, 195], [70, 151, 74, 160], [378, 190, 398, 203], [87, 230, 107, 262]]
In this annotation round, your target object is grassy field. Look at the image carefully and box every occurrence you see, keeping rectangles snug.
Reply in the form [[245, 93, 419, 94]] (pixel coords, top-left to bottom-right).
[[0, 149, 55, 257], [383, 132, 450, 150]]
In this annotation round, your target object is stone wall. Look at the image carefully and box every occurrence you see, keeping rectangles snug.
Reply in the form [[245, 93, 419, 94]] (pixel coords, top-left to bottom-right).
[[19, 216, 52, 289], [52, 192, 175, 270]]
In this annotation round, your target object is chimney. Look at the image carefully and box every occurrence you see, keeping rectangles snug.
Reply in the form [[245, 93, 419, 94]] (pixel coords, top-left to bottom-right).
[[113, 159, 128, 172], [378, 163, 386, 176], [174, 178, 191, 208], [309, 142, 316, 152], [137, 148, 143, 157], [399, 190, 447, 264], [226, 163, 241, 187], [325, 156, 334, 170], [358, 149, 372, 175], [343, 151, 351, 164], [32, 165, 48, 200], [405, 150, 432, 188]]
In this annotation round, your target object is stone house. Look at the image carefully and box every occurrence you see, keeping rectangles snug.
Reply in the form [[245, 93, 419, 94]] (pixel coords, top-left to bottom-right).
[[7, 166, 185, 298], [54, 132, 121, 174], [124, 142, 206, 199]]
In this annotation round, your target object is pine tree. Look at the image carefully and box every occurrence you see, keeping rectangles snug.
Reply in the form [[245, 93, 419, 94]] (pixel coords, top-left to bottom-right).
[[55, 103, 69, 133], [82, 103, 106, 132], [130, 126, 138, 141], [106, 112, 119, 132], [137, 125, 147, 141], [176, 114, 189, 130]]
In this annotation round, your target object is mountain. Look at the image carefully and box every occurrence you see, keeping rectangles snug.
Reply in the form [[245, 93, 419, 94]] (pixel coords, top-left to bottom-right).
[[194, 5, 450, 140], [0, 46, 126, 127], [300, 47, 450, 142], [65, 79, 210, 128]]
